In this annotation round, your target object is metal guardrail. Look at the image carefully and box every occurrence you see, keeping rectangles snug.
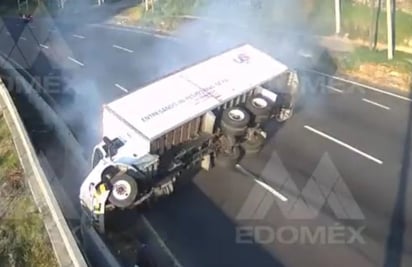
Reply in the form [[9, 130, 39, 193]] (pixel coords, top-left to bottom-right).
[[0, 55, 87, 267]]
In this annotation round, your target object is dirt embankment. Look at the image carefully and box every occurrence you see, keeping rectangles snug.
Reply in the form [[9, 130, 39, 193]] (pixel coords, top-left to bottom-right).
[[344, 63, 412, 92]]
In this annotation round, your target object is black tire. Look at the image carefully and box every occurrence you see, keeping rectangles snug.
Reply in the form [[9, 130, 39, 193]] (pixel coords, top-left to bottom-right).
[[245, 95, 272, 117], [221, 123, 247, 137], [242, 134, 266, 155], [108, 174, 138, 208], [215, 146, 241, 169], [221, 106, 250, 136]]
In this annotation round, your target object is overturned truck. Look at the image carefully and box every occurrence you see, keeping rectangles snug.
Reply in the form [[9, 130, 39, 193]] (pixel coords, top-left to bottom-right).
[[79, 44, 299, 233]]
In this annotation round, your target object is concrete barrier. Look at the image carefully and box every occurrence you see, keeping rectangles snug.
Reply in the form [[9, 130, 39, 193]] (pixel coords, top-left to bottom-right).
[[0, 54, 123, 267], [0, 56, 88, 267]]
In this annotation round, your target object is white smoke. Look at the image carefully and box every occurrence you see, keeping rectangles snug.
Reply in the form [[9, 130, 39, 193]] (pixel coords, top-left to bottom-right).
[[52, 0, 330, 151]]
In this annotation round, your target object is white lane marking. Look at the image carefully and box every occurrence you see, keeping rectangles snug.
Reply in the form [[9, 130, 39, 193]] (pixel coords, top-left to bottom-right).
[[115, 83, 128, 93], [72, 34, 85, 39], [90, 24, 181, 42], [235, 164, 288, 202], [20, 36, 27, 41], [362, 98, 391, 110], [40, 44, 49, 49], [304, 125, 383, 165], [255, 179, 288, 202], [326, 85, 343, 93], [310, 70, 412, 102], [112, 44, 134, 53], [141, 216, 183, 267], [67, 56, 84, 66]]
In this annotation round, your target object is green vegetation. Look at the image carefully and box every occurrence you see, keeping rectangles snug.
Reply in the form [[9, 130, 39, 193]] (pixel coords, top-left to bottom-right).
[[310, 0, 412, 46], [0, 115, 57, 267], [138, 0, 207, 30], [336, 47, 412, 71], [135, 0, 412, 45], [122, 5, 145, 23]]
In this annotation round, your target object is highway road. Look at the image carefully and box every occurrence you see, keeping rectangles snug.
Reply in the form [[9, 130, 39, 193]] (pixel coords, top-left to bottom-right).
[[1, 14, 412, 267]]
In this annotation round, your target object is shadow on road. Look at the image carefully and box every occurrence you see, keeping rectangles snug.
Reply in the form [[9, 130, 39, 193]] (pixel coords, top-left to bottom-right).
[[383, 71, 412, 267], [100, 165, 285, 267]]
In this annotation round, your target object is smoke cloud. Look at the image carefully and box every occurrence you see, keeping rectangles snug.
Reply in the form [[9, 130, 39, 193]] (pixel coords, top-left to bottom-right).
[[45, 0, 328, 151]]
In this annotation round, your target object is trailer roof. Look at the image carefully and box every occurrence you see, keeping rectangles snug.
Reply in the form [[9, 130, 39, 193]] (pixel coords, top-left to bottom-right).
[[106, 44, 288, 140]]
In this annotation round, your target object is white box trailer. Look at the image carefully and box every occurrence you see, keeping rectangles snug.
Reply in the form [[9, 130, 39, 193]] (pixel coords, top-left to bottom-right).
[[80, 44, 298, 234], [103, 44, 288, 149]]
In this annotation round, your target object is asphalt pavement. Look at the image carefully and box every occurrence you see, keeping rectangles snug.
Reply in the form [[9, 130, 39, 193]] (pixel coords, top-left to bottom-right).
[[1, 15, 412, 267]]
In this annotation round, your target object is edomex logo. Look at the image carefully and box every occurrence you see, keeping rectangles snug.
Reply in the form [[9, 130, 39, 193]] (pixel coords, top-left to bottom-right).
[[0, 2, 77, 71], [236, 152, 364, 220]]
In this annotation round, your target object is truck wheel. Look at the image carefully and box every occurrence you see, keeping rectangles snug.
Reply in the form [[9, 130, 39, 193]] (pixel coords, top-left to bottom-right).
[[108, 174, 138, 208], [245, 95, 272, 117], [215, 146, 241, 169], [242, 133, 266, 155], [221, 107, 250, 136]]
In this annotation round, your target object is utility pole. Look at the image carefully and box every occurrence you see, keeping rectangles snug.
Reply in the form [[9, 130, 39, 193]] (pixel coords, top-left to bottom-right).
[[334, 0, 341, 35], [386, 0, 394, 59]]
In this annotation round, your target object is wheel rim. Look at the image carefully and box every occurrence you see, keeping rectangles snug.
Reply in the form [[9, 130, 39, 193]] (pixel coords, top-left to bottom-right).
[[112, 180, 132, 200], [228, 109, 245, 121], [251, 97, 268, 109]]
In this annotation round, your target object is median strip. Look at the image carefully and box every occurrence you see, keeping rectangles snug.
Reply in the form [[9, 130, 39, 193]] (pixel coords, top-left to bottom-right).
[[304, 125, 383, 165]]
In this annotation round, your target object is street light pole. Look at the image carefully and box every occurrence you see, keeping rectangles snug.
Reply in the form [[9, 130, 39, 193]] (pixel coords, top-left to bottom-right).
[[386, 0, 394, 59], [335, 0, 341, 35]]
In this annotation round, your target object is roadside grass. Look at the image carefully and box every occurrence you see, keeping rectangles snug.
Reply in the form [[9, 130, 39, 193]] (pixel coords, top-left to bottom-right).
[[336, 47, 412, 72], [121, 5, 145, 23], [127, 0, 412, 45], [310, 0, 412, 45], [0, 115, 57, 267], [137, 0, 204, 30], [116, 0, 412, 83]]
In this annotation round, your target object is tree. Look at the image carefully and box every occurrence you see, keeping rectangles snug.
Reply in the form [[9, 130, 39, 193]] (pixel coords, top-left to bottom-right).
[[369, 0, 382, 50]]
